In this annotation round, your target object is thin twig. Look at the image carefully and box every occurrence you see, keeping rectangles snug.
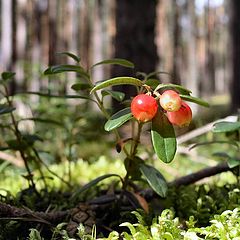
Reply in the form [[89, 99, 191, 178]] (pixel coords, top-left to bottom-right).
[[169, 161, 230, 187]]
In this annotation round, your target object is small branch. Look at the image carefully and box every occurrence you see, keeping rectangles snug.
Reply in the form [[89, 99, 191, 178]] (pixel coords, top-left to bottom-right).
[[168, 161, 230, 187], [140, 161, 232, 198], [0, 151, 23, 167], [177, 115, 238, 144], [0, 202, 69, 225]]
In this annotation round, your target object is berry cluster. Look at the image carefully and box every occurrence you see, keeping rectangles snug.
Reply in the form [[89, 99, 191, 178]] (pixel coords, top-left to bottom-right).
[[131, 90, 192, 127]]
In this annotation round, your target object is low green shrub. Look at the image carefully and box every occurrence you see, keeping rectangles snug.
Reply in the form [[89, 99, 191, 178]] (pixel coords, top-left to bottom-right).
[[26, 207, 240, 240]]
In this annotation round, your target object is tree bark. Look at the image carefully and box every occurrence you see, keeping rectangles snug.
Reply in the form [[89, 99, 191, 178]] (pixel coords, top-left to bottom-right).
[[230, 0, 240, 112], [1, 0, 12, 72], [112, 0, 159, 111], [172, 0, 181, 84], [169, 161, 230, 187], [186, 0, 198, 97]]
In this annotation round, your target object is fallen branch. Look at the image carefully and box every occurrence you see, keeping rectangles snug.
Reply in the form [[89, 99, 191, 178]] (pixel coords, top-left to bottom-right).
[[177, 115, 237, 144], [141, 161, 232, 198], [169, 161, 230, 187], [0, 202, 95, 236], [0, 202, 69, 225]]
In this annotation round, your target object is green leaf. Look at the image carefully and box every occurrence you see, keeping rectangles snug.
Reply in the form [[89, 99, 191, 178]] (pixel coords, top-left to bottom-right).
[[71, 83, 92, 91], [0, 105, 15, 115], [56, 51, 81, 63], [212, 152, 230, 159], [213, 152, 240, 168], [162, 232, 174, 240], [179, 94, 210, 107], [6, 139, 28, 150], [119, 223, 136, 235], [28, 229, 43, 240], [145, 79, 161, 89], [151, 111, 176, 163], [44, 64, 89, 80], [146, 71, 172, 79], [90, 77, 143, 93], [155, 83, 192, 95], [227, 157, 240, 168], [20, 117, 63, 127], [212, 121, 240, 133], [16, 91, 95, 102], [104, 108, 132, 131], [139, 163, 168, 197], [22, 134, 43, 145], [101, 90, 125, 102], [92, 58, 134, 68], [71, 174, 121, 200], [1, 72, 15, 81]]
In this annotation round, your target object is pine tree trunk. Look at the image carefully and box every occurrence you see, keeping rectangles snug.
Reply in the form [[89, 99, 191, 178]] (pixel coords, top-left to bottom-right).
[[186, 0, 198, 113], [1, 0, 12, 72], [112, 0, 159, 111], [230, 0, 240, 112], [172, 0, 181, 84]]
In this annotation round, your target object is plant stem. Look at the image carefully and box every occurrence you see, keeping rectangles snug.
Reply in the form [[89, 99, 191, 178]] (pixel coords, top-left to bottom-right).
[[131, 122, 143, 157], [87, 74, 130, 157], [123, 121, 143, 190], [3, 85, 36, 189], [32, 148, 72, 188]]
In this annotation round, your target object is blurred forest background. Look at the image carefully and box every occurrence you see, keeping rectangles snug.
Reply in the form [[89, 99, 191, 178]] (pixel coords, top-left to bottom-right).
[[0, 0, 239, 114]]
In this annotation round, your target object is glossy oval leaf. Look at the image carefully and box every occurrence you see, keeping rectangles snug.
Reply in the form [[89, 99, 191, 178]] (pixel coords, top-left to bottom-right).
[[212, 121, 240, 133], [145, 79, 161, 89], [104, 108, 132, 131], [155, 83, 192, 95], [71, 83, 92, 91], [20, 117, 64, 127], [101, 90, 125, 102], [71, 174, 121, 200], [139, 163, 168, 198], [92, 58, 134, 68], [56, 51, 81, 63], [1, 72, 16, 81], [179, 94, 210, 107], [151, 110, 176, 163], [0, 105, 16, 115], [44, 65, 89, 80], [90, 77, 143, 93], [17, 91, 94, 101], [227, 157, 240, 168]]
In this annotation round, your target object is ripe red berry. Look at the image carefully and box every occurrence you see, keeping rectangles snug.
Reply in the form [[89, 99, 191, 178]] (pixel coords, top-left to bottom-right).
[[131, 94, 158, 122], [166, 101, 192, 127], [159, 90, 182, 112]]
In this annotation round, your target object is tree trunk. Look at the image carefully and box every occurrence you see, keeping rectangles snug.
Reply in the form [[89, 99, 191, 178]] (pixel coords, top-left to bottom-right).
[[186, 0, 199, 113], [230, 0, 240, 112], [1, 0, 12, 72], [172, 0, 181, 84], [203, 0, 215, 97], [112, 0, 159, 111], [10, 0, 17, 93], [48, 0, 57, 66]]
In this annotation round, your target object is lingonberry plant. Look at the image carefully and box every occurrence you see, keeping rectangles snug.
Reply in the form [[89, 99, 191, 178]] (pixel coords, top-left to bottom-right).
[[43, 53, 209, 198]]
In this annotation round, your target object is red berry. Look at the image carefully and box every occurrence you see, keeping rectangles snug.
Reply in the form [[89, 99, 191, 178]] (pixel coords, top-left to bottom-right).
[[166, 102, 192, 127], [159, 90, 182, 112], [131, 94, 158, 122]]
